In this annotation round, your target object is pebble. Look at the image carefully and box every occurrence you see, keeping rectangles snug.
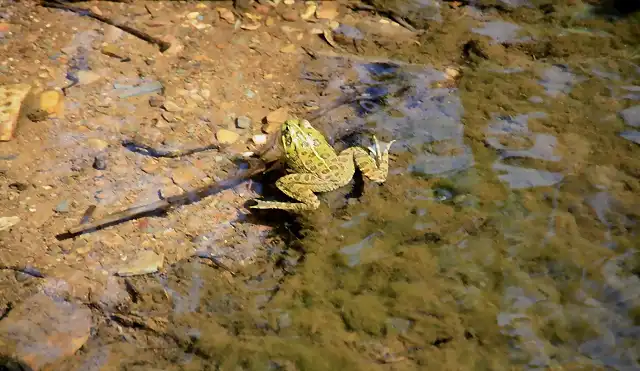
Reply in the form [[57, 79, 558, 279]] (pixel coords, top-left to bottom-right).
[[252, 134, 267, 145], [265, 107, 289, 126], [39, 89, 64, 117], [162, 100, 182, 112], [162, 112, 176, 122], [101, 43, 125, 59], [160, 184, 183, 198], [0, 216, 20, 231], [54, 200, 70, 213], [0, 293, 92, 370], [76, 70, 101, 85], [93, 154, 107, 170], [280, 44, 297, 53], [217, 7, 236, 24], [236, 116, 252, 129], [149, 95, 165, 107], [115, 250, 164, 277], [282, 10, 298, 21], [171, 167, 196, 187], [141, 160, 160, 174], [284, 0, 295, 5], [316, 2, 339, 20], [216, 128, 240, 144], [86, 138, 108, 151]]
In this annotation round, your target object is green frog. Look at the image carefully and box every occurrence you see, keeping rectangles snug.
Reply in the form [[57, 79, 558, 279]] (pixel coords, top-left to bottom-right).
[[250, 119, 395, 211]]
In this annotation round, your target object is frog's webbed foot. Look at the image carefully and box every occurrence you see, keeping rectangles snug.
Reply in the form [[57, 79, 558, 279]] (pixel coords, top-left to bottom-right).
[[367, 135, 396, 167]]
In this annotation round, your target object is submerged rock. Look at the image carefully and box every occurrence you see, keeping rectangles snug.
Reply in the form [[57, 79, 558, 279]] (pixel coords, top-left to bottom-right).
[[0, 293, 92, 370]]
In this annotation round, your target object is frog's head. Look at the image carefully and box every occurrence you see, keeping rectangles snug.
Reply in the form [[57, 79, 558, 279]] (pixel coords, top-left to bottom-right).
[[281, 119, 327, 157]]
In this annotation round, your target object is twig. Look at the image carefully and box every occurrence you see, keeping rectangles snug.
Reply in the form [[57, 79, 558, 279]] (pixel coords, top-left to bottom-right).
[[348, 2, 417, 32], [0, 265, 46, 278], [122, 139, 219, 158], [40, 0, 171, 52], [56, 159, 267, 239]]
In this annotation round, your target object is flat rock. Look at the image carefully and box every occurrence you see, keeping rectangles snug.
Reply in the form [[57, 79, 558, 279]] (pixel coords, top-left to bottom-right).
[[77, 70, 102, 85], [0, 293, 92, 370], [162, 100, 182, 112], [115, 250, 164, 277], [0, 216, 20, 231], [216, 128, 240, 144], [620, 105, 640, 127]]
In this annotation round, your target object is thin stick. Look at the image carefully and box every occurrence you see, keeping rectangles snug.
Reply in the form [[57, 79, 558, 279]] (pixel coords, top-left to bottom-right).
[[57, 159, 267, 239], [40, 0, 171, 52]]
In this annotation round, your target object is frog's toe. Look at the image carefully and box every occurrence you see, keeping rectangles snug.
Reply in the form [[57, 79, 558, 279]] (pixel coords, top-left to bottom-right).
[[249, 200, 270, 209]]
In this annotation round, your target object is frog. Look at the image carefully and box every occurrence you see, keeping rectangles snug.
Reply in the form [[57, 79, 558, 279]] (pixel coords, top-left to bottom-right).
[[250, 118, 395, 211]]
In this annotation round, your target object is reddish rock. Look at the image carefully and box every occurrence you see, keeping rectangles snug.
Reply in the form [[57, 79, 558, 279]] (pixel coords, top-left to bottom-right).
[[0, 293, 92, 370]]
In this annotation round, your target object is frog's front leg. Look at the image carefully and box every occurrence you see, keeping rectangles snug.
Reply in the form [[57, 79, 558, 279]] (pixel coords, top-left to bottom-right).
[[341, 135, 395, 183], [250, 173, 337, 211]]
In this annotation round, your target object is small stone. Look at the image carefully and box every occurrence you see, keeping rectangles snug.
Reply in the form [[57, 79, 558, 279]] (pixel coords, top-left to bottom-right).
[[252, 134, 267, 145], [115, 250, 164, 277], [280, 44, 297, 53], [160, 184, 183, 198], [236, 116, 252, 129], [265, 107, 289, 126], [101, 43, 125, 59], [54, 200, 70, 213], [282, 10, 298, 21], [86, 138, 108, 151], [39, 90, 64, 117], [217, 7, 236, 24], [241, 22, 262, 30], [0, 216, 20, 231], [162, 100, 182, 112], [216, 129, 240, 144], [76, 70, 101, 85], [187, 12, 200, 20], [302, 3, 317, 19], [149, 95, 165, 107], [245, 89, 256, 99], [266, 16, 275, 26], [316, 2, 339, 20], [141, 160, 159, 174], [161, 112, 176, 122], [93, 154, 107, 170], [0, 293, 92, 370], [284, 0, 295, 5], [171, 167, 196, 187]]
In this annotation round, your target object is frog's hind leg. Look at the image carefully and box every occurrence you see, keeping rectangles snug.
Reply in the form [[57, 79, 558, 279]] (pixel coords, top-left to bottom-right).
[[250, 173, 336, 211], [342, 136, 395, 183]]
